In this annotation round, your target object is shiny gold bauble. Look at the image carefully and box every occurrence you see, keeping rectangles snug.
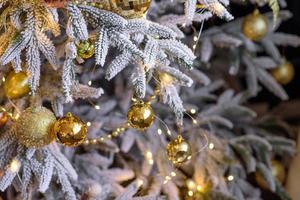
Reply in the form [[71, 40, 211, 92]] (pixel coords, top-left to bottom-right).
[[4, 71, 30, 99], [77, 39, 95, 59], [14, 106, 56, 148], [0, 112, 9, 128], [242, 10, 268, 41], [127, 101, 155, 129], [255, 160, 286, 189], [167, 135, 192, 165], [271, 62, 295, 85], [53, 112, 87, 147], [109, 0, 152, 19]]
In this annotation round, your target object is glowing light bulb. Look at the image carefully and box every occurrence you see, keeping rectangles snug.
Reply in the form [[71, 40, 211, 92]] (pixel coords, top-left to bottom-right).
[[157, 129, 162, 135], [227, 175, 234, 181], [9, 159, 21, 173], [209, 143, 215, 150], [190, 109, 196, 114]]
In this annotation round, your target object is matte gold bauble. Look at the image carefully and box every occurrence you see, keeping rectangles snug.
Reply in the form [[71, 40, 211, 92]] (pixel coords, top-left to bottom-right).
[[53, 112, 87, 147], [14, 106, 56, 148], [109, 0, 152, 19], [167, 135, 192, 165], [271, 62, 295, 85], [4, 71, 30, 99], [242, 10, 268, 41], [0, 112, 8, 128], [127, 101, 155, 129], [77, 39, 95, 59], [255, 160, 286, 189]]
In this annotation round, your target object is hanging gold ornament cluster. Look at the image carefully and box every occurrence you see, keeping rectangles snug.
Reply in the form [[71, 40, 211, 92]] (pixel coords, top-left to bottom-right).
[[4, 71, 30, 99], [53, 112, 88, 147], [167, 135, 192, 165], [242, 9, 269, 41], [0, 112, 9, 128], [109, 0, 152, 19], [87, 0, 152, 19], [14, 106, 56, 148], [271, 61, 295, 85], [43, 0, 151, 19], [77, 39, 95, 59], [255, 160, 286, 189], [127, 101, 155, 130]]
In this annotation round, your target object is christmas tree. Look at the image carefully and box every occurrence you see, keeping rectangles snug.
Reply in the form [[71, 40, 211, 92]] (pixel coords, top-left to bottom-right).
[[0, 0, 299, 199]]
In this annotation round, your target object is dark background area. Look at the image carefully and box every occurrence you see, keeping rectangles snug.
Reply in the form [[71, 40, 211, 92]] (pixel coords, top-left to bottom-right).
[[232, 0, 300, 107]]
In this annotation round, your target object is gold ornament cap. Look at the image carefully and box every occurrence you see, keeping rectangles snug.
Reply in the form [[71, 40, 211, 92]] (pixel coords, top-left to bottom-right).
[[4, 71, 30, 99], [127, 101, 155, 130], [53, 112, 87, 147], [14, 106, 56, 148], [167, 135, 192, 165]]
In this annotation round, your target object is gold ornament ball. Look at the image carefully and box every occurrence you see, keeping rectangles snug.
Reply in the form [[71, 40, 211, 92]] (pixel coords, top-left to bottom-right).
[[77, 39, 95, 59], [127, 101, 155, 130], [53, 112, 87, 147], [255, 160, 286, 189], [0, 112, 9, 128], [110, 0, 152, 19], [271, 62, 295, 85], [4, 71, 30, 99], [14, 106, 56, 148], [167, 135, 192, 165], [242, 10, 268, 41]]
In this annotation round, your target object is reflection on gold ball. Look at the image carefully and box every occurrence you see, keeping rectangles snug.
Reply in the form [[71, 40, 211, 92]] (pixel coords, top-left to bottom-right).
[[14, 106, 56, 148], [127, 101, 155, 129], [77, 39, 95, 59], [271, 62, 295, 85], [4, 71, 30, 99], [256, 160, 286, 189], [242, 10, 268, 41], [159, 72, 174, 86], [110, 0, 152, 19], [53, 112, 87, 147], [167, 135, 192, 165], [0, 112, 8, 128]]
